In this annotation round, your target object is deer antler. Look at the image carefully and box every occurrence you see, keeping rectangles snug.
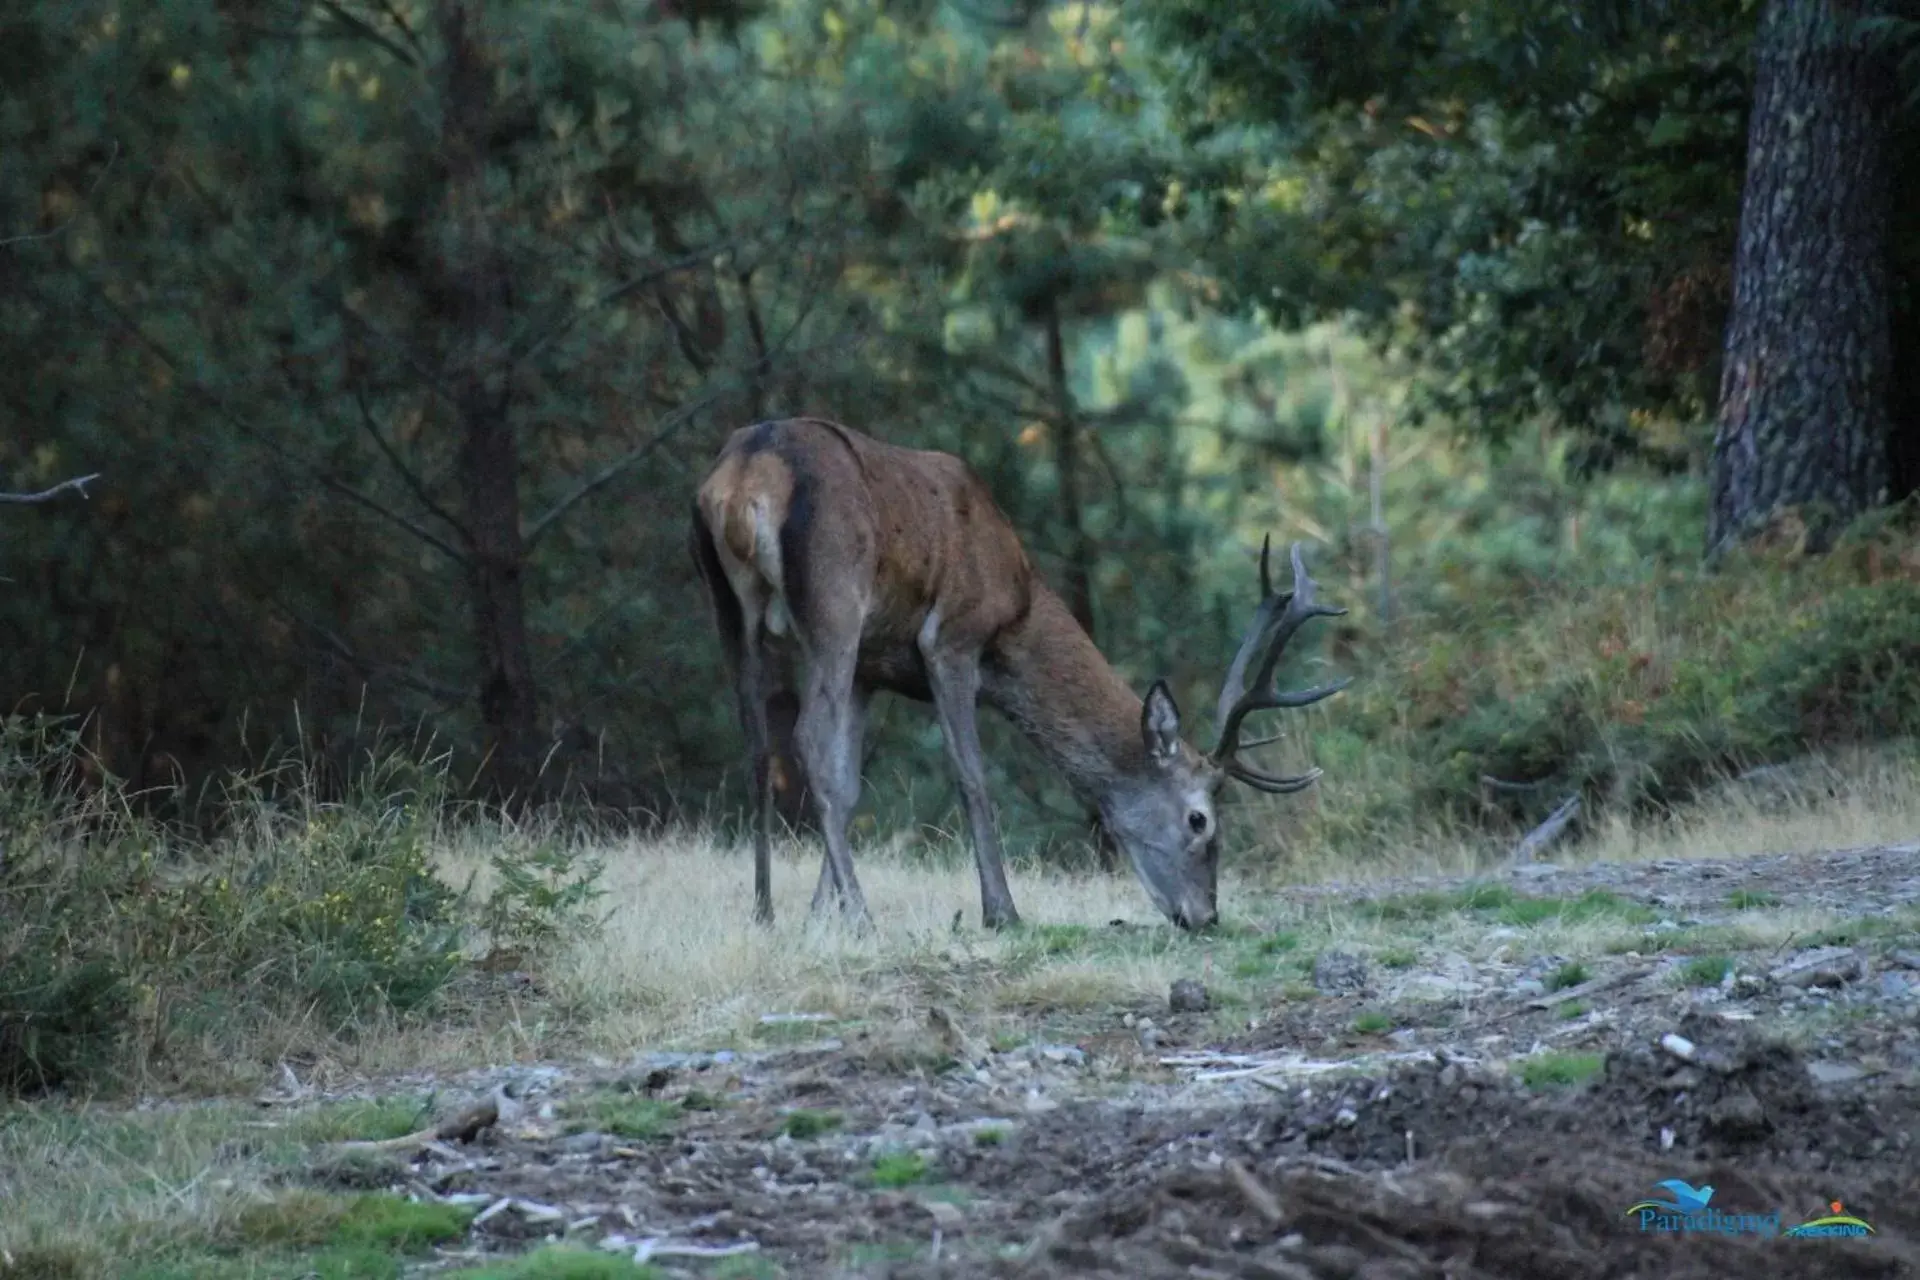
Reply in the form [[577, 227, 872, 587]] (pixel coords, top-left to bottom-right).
[[1210, 536, 1351, 793]]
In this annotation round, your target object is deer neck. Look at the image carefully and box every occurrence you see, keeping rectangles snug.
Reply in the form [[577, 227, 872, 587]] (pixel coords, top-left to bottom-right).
[[980, 583, 1145, 806]]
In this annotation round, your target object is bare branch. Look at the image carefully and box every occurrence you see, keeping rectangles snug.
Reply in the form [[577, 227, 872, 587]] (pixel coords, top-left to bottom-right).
[[522, 386, 728, 550], [352, 389, 467, 541], [1511, 794, 1581, 864], [314, 0, 421, 67], [0, 473, 102, 505], [0, 141, 119, 250], [508, 246, 722, 369], [314, 471, 470, 565]]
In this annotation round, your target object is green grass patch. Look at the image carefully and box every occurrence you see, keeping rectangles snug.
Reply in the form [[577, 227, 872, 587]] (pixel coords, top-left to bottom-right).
[[973, 1126, 1006, 1147], [286, 1098, 431, 1144], [869, 1150, 930, 1188], [1497, 889, 1657, 928], [1557, 1000, 1590, 1020], [776, 1109, 842, 1140], [1546, 961, 1590, 991], [129, 1245, 411, 1279], [1678, 954, 1734, 987], [1351, 1011, 1393, 1035], [561, 1093, 680, 1141], [1520, 1052, 1605, 1089], [1727, 889, 1782, 910], [1355, 884, 1653, 930], [679, 1088, 724, 1112], [439, 1245, 664, 1279], [1358, 883, 1515, 923], [1258, 931, 1303, 954], [228, 1191, 472, 1252], [1377, 947, 1419, 970]]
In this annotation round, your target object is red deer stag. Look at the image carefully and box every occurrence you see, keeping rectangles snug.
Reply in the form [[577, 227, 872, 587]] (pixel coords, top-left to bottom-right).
[[689, 418, 1349, 931]]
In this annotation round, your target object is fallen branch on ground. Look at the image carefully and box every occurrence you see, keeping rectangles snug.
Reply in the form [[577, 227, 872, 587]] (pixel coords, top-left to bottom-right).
[[329, 1095, 499, 1152], [1510, 794, 1580, 863]]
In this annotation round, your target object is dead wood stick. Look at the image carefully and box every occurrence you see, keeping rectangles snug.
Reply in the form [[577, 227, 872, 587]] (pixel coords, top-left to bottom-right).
[[1511, 794, 1580, 863], [330, 1096, 499, 1152], [1224, 1157, 1285, 1225]]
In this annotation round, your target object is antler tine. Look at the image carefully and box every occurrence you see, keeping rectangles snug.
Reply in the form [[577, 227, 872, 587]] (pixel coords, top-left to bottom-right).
[[1225, 762, 1324, 795], [1210, 539, 1350, 776], [1213, 534, 1291, 735]]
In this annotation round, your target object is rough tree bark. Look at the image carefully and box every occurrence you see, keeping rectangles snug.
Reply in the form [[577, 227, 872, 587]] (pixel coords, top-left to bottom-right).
[[1041, 297, 1115, 872], [438, 0, 542, 802], [1708, 0, 1895, 556], [1041, 299, 1096, 637]]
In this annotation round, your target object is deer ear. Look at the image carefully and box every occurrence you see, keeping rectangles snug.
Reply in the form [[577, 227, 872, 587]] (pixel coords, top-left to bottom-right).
[[1141, 680, 1182, 765]]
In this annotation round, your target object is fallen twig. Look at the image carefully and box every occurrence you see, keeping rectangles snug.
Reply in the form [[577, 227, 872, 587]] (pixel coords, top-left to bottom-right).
[[1525, 966, 1650, 1010], [1510, 794, 1579, 863], [1223, 1157, 1284, 1225], [631, 1239, 761, 1262], [330, 1095, 499, 1153]]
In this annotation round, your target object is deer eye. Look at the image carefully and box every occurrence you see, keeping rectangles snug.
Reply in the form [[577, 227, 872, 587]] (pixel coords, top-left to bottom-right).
[[1187, 810, 1208, 835]]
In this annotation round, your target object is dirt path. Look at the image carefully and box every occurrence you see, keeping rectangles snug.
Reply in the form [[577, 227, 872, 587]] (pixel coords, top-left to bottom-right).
[[300, 842, 1920, 1277]]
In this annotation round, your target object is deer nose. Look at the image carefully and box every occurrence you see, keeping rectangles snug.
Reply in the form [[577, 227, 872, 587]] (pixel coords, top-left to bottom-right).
[[1175, 903, 1218, 931]]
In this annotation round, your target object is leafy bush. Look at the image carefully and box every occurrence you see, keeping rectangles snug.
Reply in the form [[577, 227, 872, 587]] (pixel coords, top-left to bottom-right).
[[0, 718, 606, 1096], [1273, 499, 1920, 859]]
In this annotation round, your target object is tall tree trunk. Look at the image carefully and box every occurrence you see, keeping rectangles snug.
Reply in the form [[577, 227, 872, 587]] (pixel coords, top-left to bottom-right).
[[1042, 299, 1096, 636], [439, 0, 541, 802], [1708, 0, 1894, 557]]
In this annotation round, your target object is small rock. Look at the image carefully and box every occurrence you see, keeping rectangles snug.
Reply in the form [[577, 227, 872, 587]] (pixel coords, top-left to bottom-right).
[[1169, 979, 1211, 1013], [1807, 1061, 1868, 1086], [1334, 1106, 1358, 1127], [1890, 950, 1920, 972], [1313, 951, 1370, 995], [1770, 946, 1860, 989], [1704, 1085, 1770, 1141], [559, 1131, 608, 1154], [1511, 979, 1546, 998]]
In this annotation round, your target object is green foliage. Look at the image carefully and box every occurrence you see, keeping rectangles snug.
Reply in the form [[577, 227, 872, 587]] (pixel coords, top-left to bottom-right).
[[1546, 962, 1591, 992], [1140, 0, 1754, 462], [562, 1093, 681, 1141], [0, 722, 604, 1096], [439, 1247, 663, 1280], [777, 1109, 842, 1140], [227, 1192, 471, 1252], [1350, 1011, 1393, 1035], [869, 1149, 930, 1188], [1679, 955, 1734, 988], [1519, 1052, 1605, 1090]]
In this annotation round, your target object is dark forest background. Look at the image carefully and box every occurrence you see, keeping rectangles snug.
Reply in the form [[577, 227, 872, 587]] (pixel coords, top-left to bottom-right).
[[9, 0, 1920, 861]]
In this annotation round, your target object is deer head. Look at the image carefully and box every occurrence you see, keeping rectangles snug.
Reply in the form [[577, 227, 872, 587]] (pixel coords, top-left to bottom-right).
[[1096, 537, 1351, 930]]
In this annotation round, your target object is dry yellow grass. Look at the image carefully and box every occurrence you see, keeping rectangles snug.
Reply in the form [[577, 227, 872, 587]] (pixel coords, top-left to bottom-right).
[[421, 746, 1919, 1058]]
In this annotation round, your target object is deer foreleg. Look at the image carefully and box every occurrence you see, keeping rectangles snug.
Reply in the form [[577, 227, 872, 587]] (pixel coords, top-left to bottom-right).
[[922, 650, 1021, 930]]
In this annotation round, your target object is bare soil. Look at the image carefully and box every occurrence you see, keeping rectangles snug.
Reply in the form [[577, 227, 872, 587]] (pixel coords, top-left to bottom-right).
[[300, 843, 1920, 1277]]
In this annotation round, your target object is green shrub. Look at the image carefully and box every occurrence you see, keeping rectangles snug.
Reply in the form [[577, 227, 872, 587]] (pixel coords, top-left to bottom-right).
[[0, 721, 605, 1096]]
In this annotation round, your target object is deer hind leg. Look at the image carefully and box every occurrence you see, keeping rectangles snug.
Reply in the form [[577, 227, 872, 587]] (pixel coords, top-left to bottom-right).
[[919, 628, 1021, 930], [794, 640, 873, 930], [734, 620, 780, 926]]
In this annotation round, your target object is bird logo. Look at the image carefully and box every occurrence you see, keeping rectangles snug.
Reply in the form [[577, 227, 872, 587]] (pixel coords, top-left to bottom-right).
[[1624, 1178, 1715, 1220], [1654, 1180, 1715, 1213]]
